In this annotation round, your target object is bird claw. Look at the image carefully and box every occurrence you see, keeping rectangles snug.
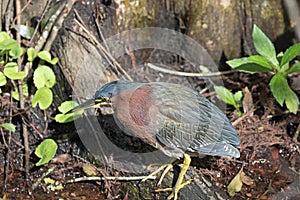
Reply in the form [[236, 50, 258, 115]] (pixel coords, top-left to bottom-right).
[[155, 179, 192, 200], [141, 164, 169, 182], [144, 154, 192, 199], [157, 164, 173, 186]]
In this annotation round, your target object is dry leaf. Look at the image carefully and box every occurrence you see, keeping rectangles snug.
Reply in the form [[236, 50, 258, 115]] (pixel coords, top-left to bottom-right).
[[241, 171, 255, 186], [83, 164, 98, 176], [227, 167, 243, 196], [52, 153, 71, 164], [242, 87, 253, 114], [271, 148, 279, 162]]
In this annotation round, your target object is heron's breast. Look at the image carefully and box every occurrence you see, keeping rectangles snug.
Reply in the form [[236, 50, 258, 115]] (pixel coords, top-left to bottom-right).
[[111, 86, 157, 144]]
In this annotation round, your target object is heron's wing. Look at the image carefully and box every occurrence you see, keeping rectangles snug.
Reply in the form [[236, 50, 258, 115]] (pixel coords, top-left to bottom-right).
[[149, 82, 240, 158]]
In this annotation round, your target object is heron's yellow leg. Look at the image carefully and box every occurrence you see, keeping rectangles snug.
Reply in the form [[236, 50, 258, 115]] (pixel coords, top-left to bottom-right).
[[155, 153, 192, 200]]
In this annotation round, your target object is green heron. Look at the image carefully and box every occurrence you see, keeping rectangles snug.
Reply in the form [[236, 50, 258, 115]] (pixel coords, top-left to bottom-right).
[[71, 80, 240, 199]]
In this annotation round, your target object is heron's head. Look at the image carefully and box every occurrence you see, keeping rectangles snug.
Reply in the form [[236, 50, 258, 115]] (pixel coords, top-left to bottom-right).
[[69, 80, 131, 113]]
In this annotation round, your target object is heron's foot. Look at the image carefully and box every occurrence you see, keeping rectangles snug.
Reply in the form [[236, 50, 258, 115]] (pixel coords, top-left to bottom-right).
[[141, 164, 172, 183], [155, 154, 192, 200], [155, 179, 192, 200]]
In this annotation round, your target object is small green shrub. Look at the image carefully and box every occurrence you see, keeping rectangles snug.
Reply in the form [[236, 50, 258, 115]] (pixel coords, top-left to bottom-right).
[[226, 24, 300, 114]]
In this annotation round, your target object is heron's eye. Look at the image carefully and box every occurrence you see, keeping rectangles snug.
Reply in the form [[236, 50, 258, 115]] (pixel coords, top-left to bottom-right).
[[103, 97, 110, 102], [95, 97, 109, 104]]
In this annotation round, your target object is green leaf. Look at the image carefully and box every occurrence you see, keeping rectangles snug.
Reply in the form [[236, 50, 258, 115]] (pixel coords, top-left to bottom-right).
[[55, 101, 83, 123], [0, 72, 7, 86], [286, 62, 300, 74], [32, 87, 53, 109], [285, 88, 299, 114], [0, 32, 18, 50], [0, 32, 10, 40], [58, 101, 79, 114], [55, 113, 72, 123], [38, 51, 58, 65], [13, 24, 34, 40], [27, 47, 36, 62], [237, 110, 242, 116], [33, 65, 56, 89], [276, 52, 284, 66], [280, 43, 300, 67], [3, 62, 27, 80], [252, 24, 278, 66], [248, 55, 273, 69], [233, 91, 243, 102], [226, 57, 250, 68], [35, 139, 58, 166], [280, 63, 289, 73], [269, 73, 289, 106], [12, 90, 19, 101], [50, 57, 59, 65], [214, 86, 237, 107], [226, 57, 273, 74], [9, 46, 25, 59], [38, 51, 52, 62], [1, 123, 16, 132]]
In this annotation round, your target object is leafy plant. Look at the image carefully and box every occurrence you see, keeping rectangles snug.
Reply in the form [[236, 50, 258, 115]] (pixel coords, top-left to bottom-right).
[[0, 31, 59, 169], [226, 24, 300, 114], [214, 86, 243, 116], [0, 32, 57, 108]]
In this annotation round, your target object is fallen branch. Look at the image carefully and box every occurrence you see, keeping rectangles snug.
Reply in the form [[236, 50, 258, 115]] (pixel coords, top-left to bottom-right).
[[66, 175, 156, 183], [146, 63, 235, 78]]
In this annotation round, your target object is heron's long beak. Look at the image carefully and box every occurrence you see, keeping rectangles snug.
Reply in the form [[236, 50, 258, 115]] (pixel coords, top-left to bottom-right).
[[68, 99, 96, 114]]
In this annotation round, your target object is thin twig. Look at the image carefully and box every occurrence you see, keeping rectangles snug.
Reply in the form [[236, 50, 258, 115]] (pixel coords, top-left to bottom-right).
[[34, 1, 68, 52], [21, 112, 44, 140], [44, 0, 77, 51], [293, 123, 300, 142], [95, 15, 110, 51], [66, 175, 156, 183], [125, 44, 136, 69], [146, 63, 235, 78], [232, 109, 254, 127], [73, 17, 132, 81], [73, 9, 98, 44], [11, 0, 33, 26], [4, 0, 14, 32], [1, 126, 11, 191], [15, 0, 30, 178], [29, 0, 50, 45]]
